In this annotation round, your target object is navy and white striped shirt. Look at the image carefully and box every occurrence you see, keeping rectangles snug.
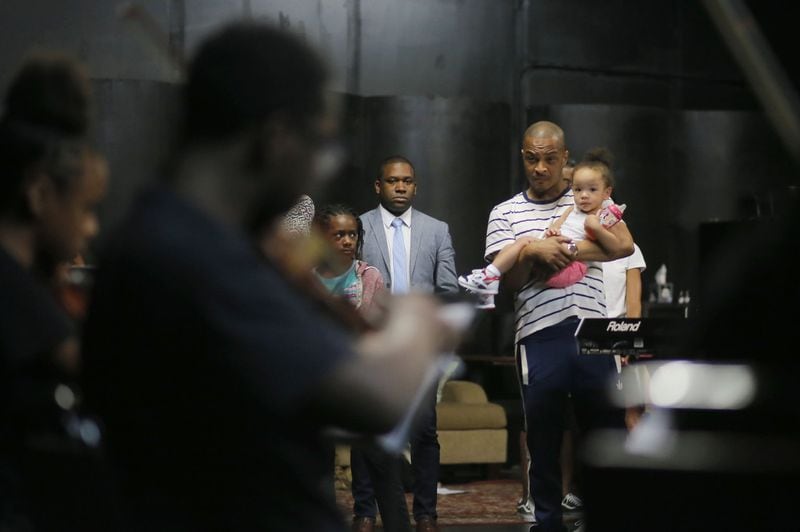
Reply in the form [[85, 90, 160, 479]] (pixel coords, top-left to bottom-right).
[[484, 188, 607, 343]]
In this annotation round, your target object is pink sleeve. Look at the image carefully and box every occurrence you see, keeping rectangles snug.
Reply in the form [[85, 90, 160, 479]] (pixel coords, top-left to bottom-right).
[[360, 266, 387, 314]]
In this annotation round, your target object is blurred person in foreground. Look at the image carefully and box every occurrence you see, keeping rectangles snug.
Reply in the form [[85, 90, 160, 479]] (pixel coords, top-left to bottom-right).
[[80, 21, 455, 531], [0, 51, 109, 529]]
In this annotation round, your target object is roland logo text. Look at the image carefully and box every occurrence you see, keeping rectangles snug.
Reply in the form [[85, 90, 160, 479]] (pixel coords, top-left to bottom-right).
[[606, 320, 641, 332]]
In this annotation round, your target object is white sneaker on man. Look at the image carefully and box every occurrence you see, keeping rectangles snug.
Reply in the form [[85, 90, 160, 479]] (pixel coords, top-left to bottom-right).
[[561, 492, 583, 511], [516, 497, 537, 523]]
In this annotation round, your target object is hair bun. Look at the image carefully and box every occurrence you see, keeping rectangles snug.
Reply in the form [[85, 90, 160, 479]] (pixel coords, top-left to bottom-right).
[[583, 146, 614, 169]]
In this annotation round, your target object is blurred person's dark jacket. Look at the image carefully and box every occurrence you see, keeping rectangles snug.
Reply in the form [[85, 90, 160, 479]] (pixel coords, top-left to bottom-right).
[[81, 186, 356, 531]]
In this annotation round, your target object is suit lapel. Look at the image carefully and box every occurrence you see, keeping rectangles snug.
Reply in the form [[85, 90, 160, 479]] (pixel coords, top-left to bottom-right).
[[367, 209, 390, 273], [409, 210, 423, 280]]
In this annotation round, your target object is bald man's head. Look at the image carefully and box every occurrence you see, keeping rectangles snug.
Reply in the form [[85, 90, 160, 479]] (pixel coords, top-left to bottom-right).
[[523, 121, 566, 151], [520, 120, 569, 200]]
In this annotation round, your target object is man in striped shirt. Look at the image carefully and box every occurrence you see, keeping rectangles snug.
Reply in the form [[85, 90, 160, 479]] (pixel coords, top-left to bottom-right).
[[485, 121, 633, 531]]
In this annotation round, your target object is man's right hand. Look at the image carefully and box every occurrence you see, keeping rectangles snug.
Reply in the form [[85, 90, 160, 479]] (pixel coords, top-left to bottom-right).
[[522, 235, 574, 271], [503, 236, 574, 291]]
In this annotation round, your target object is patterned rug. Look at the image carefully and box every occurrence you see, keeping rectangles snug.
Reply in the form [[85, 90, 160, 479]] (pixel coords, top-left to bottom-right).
[[336, 479, 530, 526]]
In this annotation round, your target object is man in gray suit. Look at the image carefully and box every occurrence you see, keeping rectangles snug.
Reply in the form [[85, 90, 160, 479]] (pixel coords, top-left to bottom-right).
[[361, 156, 458, 297], [354, 155, 458, 532]]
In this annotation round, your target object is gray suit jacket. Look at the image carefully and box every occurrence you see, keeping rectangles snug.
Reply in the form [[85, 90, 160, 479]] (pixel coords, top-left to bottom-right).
[[361, 207, 458, 295]]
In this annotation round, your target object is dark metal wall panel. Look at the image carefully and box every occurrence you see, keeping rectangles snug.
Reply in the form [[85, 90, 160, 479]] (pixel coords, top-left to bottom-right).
[[0, 1, 180, 88], [523, 1, 677, 74], [1, 0, 514, 101], [518, 0, 754, 110], [356, 0, 514, 101], [675, 109, 797, 301], [89, 79, 181, 257]]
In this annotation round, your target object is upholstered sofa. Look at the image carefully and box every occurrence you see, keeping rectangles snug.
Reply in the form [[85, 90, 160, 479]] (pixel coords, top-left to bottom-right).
[[334, 379, 507, 486], [436, 379, 507, 465]]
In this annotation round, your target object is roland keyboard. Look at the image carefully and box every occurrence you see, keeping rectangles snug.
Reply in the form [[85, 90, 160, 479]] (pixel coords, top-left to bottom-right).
[[574, 317, 694, 359]]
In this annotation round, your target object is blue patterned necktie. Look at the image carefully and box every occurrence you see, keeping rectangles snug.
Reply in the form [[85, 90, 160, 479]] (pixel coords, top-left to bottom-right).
[[391, 217, 408, 294]]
